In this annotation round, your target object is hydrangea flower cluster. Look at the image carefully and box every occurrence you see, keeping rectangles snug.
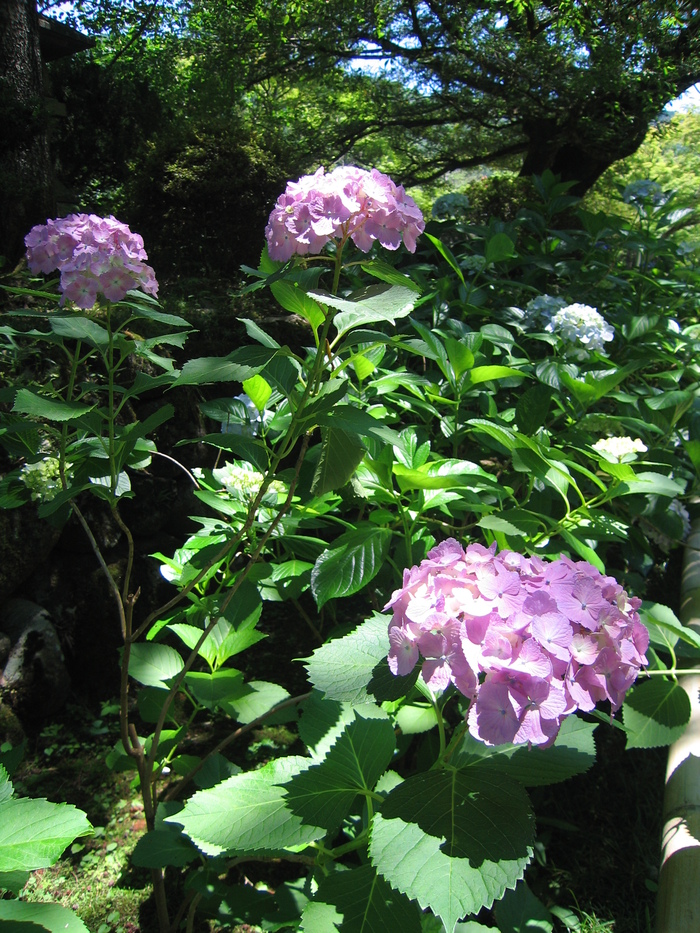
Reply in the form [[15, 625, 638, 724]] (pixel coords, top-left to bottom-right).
[[592, 436, 647, 462], [25, 214, 158, 309], [265, 165, 425, 261], [212, 462, 285, 502], [20, 456, 69, 502], [385, 539, 648, 747], [545, 303, 615, 355]]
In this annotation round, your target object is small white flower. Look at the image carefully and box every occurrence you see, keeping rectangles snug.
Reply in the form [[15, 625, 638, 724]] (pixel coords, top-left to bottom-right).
[[593, 436, 647, 462]]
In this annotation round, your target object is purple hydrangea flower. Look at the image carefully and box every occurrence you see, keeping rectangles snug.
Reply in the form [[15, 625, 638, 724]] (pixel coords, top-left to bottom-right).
[[385, 539, 648, 747], [25, 214, 158, 309], [265, 165, 425, 261]]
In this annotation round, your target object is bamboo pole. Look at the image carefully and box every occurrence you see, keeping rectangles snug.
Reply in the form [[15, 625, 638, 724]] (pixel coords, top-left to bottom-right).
[[656, 520, 700, 932]]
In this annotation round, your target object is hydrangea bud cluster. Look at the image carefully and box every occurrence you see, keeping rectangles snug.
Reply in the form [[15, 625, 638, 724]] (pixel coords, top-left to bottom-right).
[[265, 165, 425, 261], [592, 436, 647, 462], [385, 539, 648, 747], [544, 303, 614, 355], [212, 462, 285, 502], [20, 456, 69, 502], [25, 214, 158, 309]]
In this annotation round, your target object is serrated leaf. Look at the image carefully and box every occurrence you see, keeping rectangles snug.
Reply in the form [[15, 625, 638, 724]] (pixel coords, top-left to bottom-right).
[[311, 526, 392, 609], [184, 670, 247, 709], [371, 777, 532, 933], [270, 281, 325, 331], [283, 709, 395, 832], [49, 314, 109, 347], [305, 613, 418, 705], [302, 864, 422, 932], [640, 602, 700, 652], [0, 797, 92, 871], [310, 284, 416, 336], [12, 388, 95, 422], [623, 679, 692, 748], [128, 642, 184, 687], [169, 755, 326, 856], [0, 900, 90, 932]]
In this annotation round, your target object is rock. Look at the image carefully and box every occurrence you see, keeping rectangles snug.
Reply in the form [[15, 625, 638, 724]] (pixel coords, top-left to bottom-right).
[[0, 598, 71, 720]]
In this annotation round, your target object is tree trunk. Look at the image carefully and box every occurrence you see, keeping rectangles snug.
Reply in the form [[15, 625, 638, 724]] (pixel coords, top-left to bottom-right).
[[0, 0, 54, 267]]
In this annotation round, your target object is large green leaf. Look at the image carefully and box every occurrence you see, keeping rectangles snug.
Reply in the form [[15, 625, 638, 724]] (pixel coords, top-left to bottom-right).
[[0, 901, 90, 932], [370, 768, 533, 932], [310, 426, 366, 496], [305, 613, 417, 705], [184, 670, 247, 709], [300, 864, 422, 932], [223, 680, 291, 724], [175, 346, 277, 385], [309, 284, 416, 336], [494, 881, 553, 933], [49, 314, 109, 348], [311, 526, 392, 609], [12, 389, 95, 423], [169, 755, 326, 856], [452, 716, 597, 786], [128, 642, 184, 687], [623, 679, 692, 748], [0, 797, 92, 871], [283, 708, 395, 832], [131, 828, 199, 868]]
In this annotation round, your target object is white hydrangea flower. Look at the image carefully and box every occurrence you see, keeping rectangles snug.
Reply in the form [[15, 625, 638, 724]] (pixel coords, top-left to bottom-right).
[[592, 436, 647, 462], [212, 462, 285, 501], [20, 456, 69, 502], [525, 294, 568, 323], [545, 303, 615, 354]]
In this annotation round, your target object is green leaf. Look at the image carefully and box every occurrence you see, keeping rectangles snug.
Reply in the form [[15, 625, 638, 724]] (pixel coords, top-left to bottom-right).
[[515, 386, 552, 435], [169, 756, 326, 856], [639, 601, 700, 652], [184, 670, 247, 709], [13, 389, 95, 423], [310, 426, 366, 496], [395, 704, 439, 735], [283, 708, 395, 832], [0, 900, 90, 932], [242, 374, 272, 411], [301, 864, 422, 932], [452, 715, 597, 786], [623, 679, 692, 748], [270, 281, 325, 332], [305, 614, 410, 705], [494, 881, 553, 933], [445, 338, 474, 380], [128, 643, 184, 687], [309, 284, 416, 336], [131, 828, 198, 868], [611, 472, 686, 499], [223, 680, 291, 725], [484, 232, 516, 264], [370, 768, 533, 932], [175, 346, 277, 386], [49, 314, 109, 348], [311, 526, 392, 609], [0, 797, 92, 871], [360, 260, 422, 293], [424, 233, 465, 284]]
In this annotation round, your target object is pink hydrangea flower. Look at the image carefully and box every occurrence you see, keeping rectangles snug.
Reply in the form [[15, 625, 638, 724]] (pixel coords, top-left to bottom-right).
[[265, 165, 425, 261], [25, 213, 158, 309], [385, 538, 648, 747]]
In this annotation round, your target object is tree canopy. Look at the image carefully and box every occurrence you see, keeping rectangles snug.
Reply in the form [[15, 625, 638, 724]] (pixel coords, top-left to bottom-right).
[[41, 1, 700, 193]]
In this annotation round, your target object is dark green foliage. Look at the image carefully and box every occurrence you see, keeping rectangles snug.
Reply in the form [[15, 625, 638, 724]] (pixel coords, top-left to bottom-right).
[[127, 124, 287, 277]]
